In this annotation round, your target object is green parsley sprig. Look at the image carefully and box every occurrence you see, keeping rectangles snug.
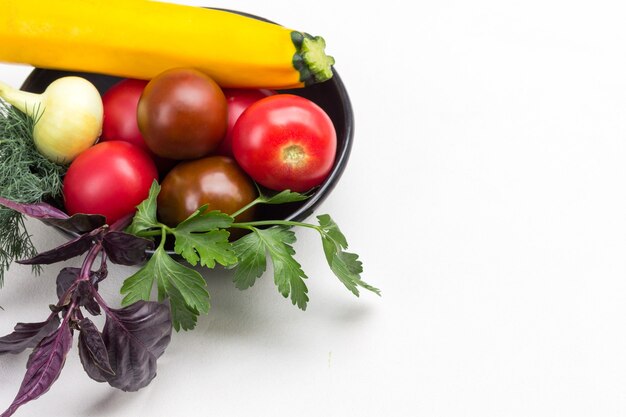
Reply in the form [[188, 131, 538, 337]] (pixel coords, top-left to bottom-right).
[[123, 181, 380, 331]]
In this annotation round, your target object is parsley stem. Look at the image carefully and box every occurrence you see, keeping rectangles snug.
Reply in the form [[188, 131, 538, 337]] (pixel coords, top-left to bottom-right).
[[135, 225, 173, 238], [230, 198, 260, 218], [159, 228, 167, 249], [231, 220, 320, 231], [136, 229, 161, 237]]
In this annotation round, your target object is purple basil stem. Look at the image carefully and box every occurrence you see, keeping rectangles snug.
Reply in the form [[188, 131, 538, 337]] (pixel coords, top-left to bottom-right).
[[0, 323, 72, 417], [102, 231, 154, 266], [100, 301, 172, 391], [109, 213, 135, 232], [74, 281, 101, 316], [0, 316, 60, 355], [18, 232, 97, 266], [77, 318, 114, 377], [93, 259, 108, 284]]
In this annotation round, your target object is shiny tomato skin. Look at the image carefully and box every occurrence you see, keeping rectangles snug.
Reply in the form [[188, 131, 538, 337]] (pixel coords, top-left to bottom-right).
[[232, 94, 337, 192], [100, 78, 150, 151], [63, 141, 158, 224], [137, 68, 227, 160], [157, 156, 257, 227], [216, 88, 275, 157], [100, 78, 175, 178]]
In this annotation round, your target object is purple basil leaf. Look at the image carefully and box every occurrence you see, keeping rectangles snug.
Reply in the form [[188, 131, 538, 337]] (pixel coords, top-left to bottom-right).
[[78, 318, 114, 376], [56, 267, 80, 301], [0, 323, 72, 417], [57, 269, 101, 314], [0, 316, 60, 355], [18, 232, 96, 265], [0, 197, 106, 234], [0, 197, 68, 220], [83, 301, 101, 316], [41, 214, 106, 235], [102, 301, 171, 391], [74, 281, 101, 316], [102, 231, 154, 266], [78, 338, 107, 383]]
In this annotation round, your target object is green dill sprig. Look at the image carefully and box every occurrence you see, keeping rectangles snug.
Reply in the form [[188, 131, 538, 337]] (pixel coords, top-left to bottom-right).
[[0, 99, 66, 286]]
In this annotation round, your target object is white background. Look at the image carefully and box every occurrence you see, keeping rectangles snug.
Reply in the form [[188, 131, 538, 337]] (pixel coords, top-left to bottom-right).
[[2, 0, 626, 416]]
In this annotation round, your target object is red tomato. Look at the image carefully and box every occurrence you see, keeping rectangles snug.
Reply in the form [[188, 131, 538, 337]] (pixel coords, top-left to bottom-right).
[[100, 78, 150, 151], [232, 94, 337, 192], [216, 88, 274, 157], [63, 141, 158, 224]]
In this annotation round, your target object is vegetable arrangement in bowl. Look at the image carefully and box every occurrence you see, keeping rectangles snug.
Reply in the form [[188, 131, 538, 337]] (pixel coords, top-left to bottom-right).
[[0, 1, 379, 416]]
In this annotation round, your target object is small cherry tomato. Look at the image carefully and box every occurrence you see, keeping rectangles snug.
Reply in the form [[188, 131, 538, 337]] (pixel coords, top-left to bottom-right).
[[157, 156, 257, 227], [232, 94, 337, 192], [137, 68, 227, 160], [63, 141, 158, 224], [100, 78, 150, 151], [216, 88, 274, 157]]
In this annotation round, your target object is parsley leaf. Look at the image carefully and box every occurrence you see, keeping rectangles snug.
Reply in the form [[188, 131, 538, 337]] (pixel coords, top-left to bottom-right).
[[159, 276, 200, 331], [257, 189, 311, 205], [126, 181, 161, 235], [317, 214, 381, 297], [121, 245, 210, 331], [173, 207, 236, 268], [230, 231, 267, 290], [174, 229, 236, 268], [176, 206, 234, 232], [232, 227, 309, 310]]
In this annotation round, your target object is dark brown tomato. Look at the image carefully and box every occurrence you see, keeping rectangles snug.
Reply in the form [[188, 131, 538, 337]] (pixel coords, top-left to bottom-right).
[[157, 156, 258, 228], [137, 68, 227, 160]]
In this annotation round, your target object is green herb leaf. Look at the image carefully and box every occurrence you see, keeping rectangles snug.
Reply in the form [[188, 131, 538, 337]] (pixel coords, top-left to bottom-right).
[[176, 206, 234, 232], [232, 227, 309, 310], [230, 231, 268, 290], [317, 214, 348, 251], [126, 180, 161, 235], [258, 189, 311, 205], [120, 257, 157, 306], [160, 278, 200, 331], [157, 250, 210, 314], [121, 245, 210, 331], [174, 229, 237, 268], [317, 214, 381, 297], [0, 101, 65, 286], [173, 208, 236, 268]]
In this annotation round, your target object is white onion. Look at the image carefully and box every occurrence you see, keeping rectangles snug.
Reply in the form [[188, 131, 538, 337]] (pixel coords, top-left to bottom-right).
[[0, 77, 103, 164]]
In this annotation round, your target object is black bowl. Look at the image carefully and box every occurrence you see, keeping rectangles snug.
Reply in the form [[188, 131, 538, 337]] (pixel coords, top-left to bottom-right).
[[20, 10, 353, 231], [22, 67, 353, 224]]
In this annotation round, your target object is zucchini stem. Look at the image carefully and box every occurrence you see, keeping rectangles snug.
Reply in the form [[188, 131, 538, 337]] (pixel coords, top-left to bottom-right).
[[291, 32, 335, 85]]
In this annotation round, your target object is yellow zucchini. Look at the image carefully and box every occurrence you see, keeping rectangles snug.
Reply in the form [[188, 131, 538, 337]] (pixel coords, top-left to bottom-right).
[[0, 0, 335, 88]]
